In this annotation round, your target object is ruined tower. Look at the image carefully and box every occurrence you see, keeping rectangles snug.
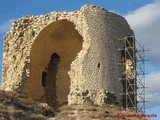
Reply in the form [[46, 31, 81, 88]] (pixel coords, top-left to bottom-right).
[[1, 5, 136, 109]]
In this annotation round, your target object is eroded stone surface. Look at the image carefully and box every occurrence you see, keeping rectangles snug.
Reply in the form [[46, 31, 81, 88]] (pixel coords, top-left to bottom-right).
[[1, 5, 134, 107]]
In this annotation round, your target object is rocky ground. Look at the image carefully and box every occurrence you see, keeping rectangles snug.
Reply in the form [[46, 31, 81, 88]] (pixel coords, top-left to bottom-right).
[[0, 91, 55, 120], [0, 91, 148, 120], [54, 104, 149, 120]]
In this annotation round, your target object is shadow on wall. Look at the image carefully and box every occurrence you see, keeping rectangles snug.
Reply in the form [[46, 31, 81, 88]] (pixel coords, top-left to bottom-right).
[[43, 53, 60, 109]]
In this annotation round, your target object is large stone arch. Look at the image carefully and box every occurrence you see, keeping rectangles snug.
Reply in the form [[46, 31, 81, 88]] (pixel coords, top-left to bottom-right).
[[28, 19, 83, 108]]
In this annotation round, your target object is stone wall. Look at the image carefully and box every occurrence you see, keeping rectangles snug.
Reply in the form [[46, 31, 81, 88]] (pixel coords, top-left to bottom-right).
[[1, 5, 134, 107]]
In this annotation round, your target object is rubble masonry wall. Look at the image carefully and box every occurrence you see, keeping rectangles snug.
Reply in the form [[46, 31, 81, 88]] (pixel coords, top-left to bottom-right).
[[1, 5, 134, 106]]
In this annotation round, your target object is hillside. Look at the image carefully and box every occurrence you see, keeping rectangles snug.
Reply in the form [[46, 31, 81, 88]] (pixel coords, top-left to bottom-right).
[[0, 91, 55, 120], [0, 91, 149, 120]]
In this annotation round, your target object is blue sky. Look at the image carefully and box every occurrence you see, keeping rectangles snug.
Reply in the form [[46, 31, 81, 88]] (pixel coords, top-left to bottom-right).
[[0, 0, 160, 119]]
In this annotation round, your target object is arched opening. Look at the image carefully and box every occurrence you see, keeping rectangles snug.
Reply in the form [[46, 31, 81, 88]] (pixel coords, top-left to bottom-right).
[[28, 20, 83, 109]]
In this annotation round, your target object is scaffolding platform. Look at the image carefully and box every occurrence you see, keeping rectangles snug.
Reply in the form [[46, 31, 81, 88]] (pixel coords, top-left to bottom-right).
[[118, 36, 147, 113]]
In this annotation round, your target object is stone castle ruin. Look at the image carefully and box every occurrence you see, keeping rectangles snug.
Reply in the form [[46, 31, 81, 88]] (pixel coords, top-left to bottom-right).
[[1, 5, 136, 110]]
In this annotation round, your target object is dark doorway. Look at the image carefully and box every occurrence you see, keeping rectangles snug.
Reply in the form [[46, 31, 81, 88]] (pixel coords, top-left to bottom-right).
[[43, 53, 60, 108], [42, 71, 48, 87]]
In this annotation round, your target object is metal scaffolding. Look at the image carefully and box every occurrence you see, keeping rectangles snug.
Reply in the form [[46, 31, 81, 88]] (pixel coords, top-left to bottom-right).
[[118, 36, 146, 113], [136, 41, 147, 113]]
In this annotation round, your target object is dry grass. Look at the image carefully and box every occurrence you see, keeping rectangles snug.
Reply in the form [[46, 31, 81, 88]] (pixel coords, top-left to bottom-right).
[[55, 104, 149, 120], [0, 91, 149, 120], [0, 90, 55, 120]]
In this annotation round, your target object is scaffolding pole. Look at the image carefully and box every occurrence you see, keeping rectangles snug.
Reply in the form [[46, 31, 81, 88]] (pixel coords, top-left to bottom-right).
[[118, 36, 137, 112], [136, 41, 147, 113], [118, 36, 146, 113]]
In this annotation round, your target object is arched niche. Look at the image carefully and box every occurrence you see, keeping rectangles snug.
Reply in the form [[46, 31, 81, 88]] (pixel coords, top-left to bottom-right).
[[28, 19, 83, 109]]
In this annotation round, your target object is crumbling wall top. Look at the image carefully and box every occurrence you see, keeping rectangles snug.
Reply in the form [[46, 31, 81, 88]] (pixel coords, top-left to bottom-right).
[[1, 5, 134, 107]]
